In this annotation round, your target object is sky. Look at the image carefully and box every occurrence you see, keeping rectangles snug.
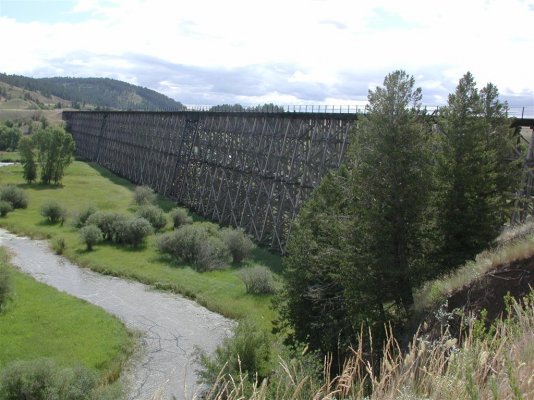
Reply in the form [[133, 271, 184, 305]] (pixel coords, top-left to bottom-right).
[[0, 0, 533, 113]]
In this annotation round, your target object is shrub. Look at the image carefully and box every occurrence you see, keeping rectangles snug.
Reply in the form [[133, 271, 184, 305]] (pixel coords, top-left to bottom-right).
[[156, 228, 199, 263], [238, 265, 276, 294], [52, 237, 66, 255], [116, 217, 153, 247], [136, 205, 166, 232], [79, 225, 103, 251], [0, 358, 105, 400], [71, 205, 97, 228], [0, 185, 28, 209], [86, 211, 127, 241], [133, 185, 156, 206], [195, 320, 271, 388], [197, 221, 221, 236], [40, 200, 67, 224], [197, 235, 231, 271], [220, 227, 256, 263], [0, 265, 10, 310], [0, 201, 13, 217], [156, 224, 230, 271], [169, 207, 193, 228]]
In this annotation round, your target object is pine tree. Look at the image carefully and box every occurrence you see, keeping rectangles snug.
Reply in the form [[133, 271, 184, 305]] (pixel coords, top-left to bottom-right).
[[437, 73, 518, 270], [276, 168, 355, 356], [278, 71, 437, 359], [347, 70, 435, 319]]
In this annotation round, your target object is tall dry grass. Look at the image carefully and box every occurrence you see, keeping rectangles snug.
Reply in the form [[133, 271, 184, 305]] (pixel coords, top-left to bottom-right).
[[187, 293, 534, 400]]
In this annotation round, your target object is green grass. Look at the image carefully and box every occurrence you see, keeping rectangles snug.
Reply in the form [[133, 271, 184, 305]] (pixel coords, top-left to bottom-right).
[[0, 161, 281, 330], [0, 249, 133, 382], [0, 151, 19, 162]]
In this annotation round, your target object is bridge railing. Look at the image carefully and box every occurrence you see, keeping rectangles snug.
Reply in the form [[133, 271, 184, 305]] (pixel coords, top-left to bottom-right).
[[122, 104, 534, 118], [183, 104, 368, 114]]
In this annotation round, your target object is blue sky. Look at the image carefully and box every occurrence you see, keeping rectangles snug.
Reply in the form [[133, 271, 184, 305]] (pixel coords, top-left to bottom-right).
[[1, 0, 87, 23], [0, 0, 533, 113]]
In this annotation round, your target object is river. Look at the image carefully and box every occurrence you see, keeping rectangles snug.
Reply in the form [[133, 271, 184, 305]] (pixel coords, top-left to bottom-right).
[[0, 228, 233, 400]]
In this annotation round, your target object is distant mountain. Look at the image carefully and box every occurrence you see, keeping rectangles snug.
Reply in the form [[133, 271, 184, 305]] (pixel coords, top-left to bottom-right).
[[0, 74, 185, 111]]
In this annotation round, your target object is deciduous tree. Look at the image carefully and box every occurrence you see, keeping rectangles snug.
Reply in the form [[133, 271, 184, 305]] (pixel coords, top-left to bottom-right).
[[33, 126, 75, 184], [17, 136, 37, 184]]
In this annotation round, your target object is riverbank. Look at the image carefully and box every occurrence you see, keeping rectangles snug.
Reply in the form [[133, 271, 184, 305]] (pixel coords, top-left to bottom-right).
[[0, 247, 132, 386], [0, 228, 233, 399], [0, 161, 280, 331]]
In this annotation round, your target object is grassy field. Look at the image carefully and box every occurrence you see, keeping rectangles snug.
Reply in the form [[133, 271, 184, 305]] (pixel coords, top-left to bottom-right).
[[0, 160, 281, 330], [0, 249, 133, 382], [0, 151, 19, 162]]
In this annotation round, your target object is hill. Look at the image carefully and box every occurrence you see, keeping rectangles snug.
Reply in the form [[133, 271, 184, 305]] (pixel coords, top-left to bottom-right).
[[0, 73, 184, 111]]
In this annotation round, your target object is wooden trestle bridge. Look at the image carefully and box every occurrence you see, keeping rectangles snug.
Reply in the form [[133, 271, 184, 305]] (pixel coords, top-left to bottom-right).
[[63, 111, 534, 252]]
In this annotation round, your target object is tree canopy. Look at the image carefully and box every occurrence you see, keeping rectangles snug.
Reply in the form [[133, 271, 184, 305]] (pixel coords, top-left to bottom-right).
[[278, 70, 519, 364], [32, 127, 75, 184]]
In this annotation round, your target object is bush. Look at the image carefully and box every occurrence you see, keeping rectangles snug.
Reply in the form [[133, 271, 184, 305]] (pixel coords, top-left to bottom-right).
[[220, 227, 256, 263], [197, 221, 221, 236], [52, 237, 66, 255], [195, 320, 271, 388], [40, 200, 67, 224], [156, 228, 199, 263], [0, 358, 108, 400], [238, 265, 276, 294], [197, 235, 232, 272], [79, 225, 103, 251], [156, 224, 230, 271], [86, 211, 127, 242], [169, 207, 193, 228], [0, 185, 28, 209], [133, 185, 156, 206], [71, 205, 97, 228], [115, 217, 152, 247], [136, 205, 166, 232], [0, 201, 13, 217], [0, 265, 10, 310]]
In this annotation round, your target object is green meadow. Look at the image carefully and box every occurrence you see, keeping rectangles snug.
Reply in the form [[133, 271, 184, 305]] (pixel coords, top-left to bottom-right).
[[0, 160, 281, 330], [0, 249, 133, 382]]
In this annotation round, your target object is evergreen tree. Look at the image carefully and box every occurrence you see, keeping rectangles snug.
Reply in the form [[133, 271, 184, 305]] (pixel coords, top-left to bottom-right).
[[437, 73, 518, 270], [277, 168, 355, 356], [18, 136, 37, 183], [347, 70, 435, 319], [278, 71, 436, 359]]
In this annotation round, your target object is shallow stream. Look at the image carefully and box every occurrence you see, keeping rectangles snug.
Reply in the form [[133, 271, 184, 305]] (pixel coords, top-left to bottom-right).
[[0, 229, 233, 400]]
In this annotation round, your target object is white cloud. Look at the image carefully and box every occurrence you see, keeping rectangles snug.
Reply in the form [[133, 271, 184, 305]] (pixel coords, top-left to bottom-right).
[[0, 0, 532, 106]]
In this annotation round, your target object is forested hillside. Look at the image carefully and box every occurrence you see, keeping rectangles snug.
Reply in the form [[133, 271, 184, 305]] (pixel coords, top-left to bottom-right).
[[0, 74, 184, 111]]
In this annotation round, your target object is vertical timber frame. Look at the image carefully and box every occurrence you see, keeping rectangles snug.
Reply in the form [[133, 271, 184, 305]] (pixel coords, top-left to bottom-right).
[[511, 118, 534, 223], [63, 110, 355, 252]]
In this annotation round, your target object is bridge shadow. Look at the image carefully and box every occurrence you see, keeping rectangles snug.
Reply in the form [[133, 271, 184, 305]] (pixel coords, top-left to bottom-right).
[[19, 182, 64, 191], [74, 240, 149, 255], [250, 247, 283, 274], [81, 161, 283, 273], [84, 161, 135, 189], [84, 161, 176, 212]]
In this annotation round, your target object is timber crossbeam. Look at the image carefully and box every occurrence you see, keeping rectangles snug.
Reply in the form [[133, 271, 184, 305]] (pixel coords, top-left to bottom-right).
[[63, 110, 356, 252]]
